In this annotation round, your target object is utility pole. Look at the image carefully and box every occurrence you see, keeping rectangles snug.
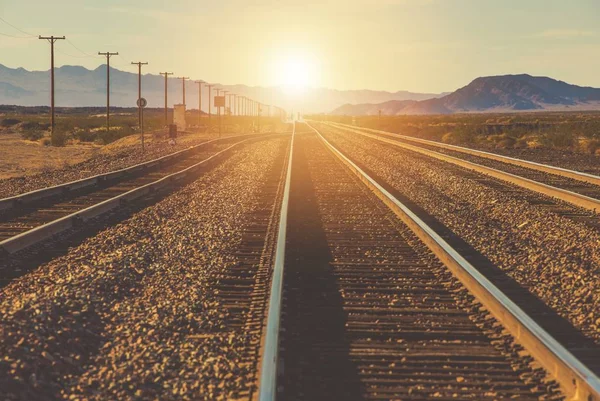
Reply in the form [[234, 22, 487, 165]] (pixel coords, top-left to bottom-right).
[[222, 90, 229, 138], [98, 52, 119, 133], [206, 84, 214, 131], [227, 93, 233, 116], [132, 61, 148, 150], [159, 72, 173, 126], [195, 80, 204, 129], [178, 76, 189, 107], [215, 88, 222, 138], [177, 76, 189, 128], [258, 102, 261, 133], [39, 35, 65, 137], [98, 51, 118, 135]]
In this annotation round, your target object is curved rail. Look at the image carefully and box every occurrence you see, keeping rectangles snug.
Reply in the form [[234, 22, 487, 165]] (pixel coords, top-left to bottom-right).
[[320, 122, 600, 213], [328, 121, 600, 187], [0, 134, 280, 255], [306, 121, 600, 401], [258, 123, 295, 401]]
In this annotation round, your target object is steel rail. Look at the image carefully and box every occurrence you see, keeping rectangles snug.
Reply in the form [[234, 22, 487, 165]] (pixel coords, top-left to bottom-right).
[[258, 122, 295, 401], [328, 121, 600, 187], [320, 122, 600, 213], [0, 133, 257, 212], [0, 134, 282, 255], [307, 121, 600, 401]]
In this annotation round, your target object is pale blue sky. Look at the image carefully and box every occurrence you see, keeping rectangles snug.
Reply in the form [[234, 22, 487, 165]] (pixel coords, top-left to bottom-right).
[[0, 0, 599, 93]]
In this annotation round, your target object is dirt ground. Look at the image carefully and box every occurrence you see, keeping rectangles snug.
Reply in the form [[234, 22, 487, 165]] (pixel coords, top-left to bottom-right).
[[0, 133, 100, 179], [0, 128, 241, 181]]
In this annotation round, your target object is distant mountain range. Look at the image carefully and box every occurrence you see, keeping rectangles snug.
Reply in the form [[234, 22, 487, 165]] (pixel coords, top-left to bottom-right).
[[331, 74, 600, 115], [0, 64, 444, 114]]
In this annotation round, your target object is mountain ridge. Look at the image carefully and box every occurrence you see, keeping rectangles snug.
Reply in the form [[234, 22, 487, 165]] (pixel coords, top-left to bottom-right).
[[0, 64, 444, 114], [330, 74, 600, 115]]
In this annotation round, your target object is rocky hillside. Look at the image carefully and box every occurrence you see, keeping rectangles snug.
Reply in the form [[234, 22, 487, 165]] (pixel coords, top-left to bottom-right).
[[331, 74, 600, 115]]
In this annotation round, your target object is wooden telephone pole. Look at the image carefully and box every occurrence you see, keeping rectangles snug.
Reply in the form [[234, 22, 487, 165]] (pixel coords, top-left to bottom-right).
[[132, 61, 148, 150], [98, 51, 119, 133], [221, 90, 229, 138], [159, 72, 173, 125], [39, 35, 65, 138], [178, 76, 189, 107], [177, 76, 189, 129], [195, 80, 204, 128], [206, 84, 214, 130]]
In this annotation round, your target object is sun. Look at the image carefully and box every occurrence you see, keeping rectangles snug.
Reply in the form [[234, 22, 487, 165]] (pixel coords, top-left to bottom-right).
[[275, 54, 318, 94]]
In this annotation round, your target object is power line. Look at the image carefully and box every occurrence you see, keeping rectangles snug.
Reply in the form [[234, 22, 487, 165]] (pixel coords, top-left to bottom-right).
[[115, 53, 135, 69], [0, 31, 34, 39], [65, 38, 98, 58], [56, 48, 92, 59], [0, 16, 36, 37]]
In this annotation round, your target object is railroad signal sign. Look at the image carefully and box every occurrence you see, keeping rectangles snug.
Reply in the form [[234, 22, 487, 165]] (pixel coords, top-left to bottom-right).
[[137, 97, 147, 108], [214, 96, 226, 108]]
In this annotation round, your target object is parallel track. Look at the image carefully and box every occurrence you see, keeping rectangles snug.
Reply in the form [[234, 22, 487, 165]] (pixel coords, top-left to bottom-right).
[[0, 134, 279, 256], [328, 121, 600, 188], [322, 122, 600, 213], [0, 138, 240, 241], [256, 123, 600, 400]]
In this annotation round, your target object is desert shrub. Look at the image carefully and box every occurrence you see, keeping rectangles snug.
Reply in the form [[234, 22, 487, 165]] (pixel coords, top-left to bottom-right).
[[540, 130, 576, 149], [97, 129, 124, 145], [441, 127, 477, 145], [515, 137, 529, 149], [74, 130, 97, 142], [496, 136, 516, 149], [51, 130, 68, 147], [21, 130, 44, 141], [21, 121, 42, 131], [580, 139, 600, 154], [1, 118, 20, 127]]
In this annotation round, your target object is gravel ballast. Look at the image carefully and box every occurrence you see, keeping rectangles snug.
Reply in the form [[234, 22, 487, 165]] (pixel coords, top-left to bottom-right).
[[0, 136, 289, 400], [317, 124, 600, 346], [0, 132, 233, 199]]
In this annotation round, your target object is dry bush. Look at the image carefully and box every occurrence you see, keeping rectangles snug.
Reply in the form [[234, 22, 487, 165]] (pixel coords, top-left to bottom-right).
[[51, 130, 68, 147], [441, 128, 477, 145], [495, 136, 516, 149], [515, 137, 529, 149], [540, 130, 576, 149], [579, 138, 600, 154]]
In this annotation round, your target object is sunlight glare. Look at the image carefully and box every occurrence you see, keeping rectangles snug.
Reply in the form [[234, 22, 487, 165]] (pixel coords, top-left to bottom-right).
[[275, 53, 318, 94]]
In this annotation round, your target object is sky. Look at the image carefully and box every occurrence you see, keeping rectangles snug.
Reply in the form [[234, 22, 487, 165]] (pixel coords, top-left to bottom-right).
[[1, 0, 599, 94]]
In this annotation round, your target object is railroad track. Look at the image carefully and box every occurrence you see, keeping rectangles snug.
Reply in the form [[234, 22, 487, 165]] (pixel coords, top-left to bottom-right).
[[2, 122, 600, 399], [322, 121, 600, 213], [0, 133, 280, 257], [254, 122, 600, 400]]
